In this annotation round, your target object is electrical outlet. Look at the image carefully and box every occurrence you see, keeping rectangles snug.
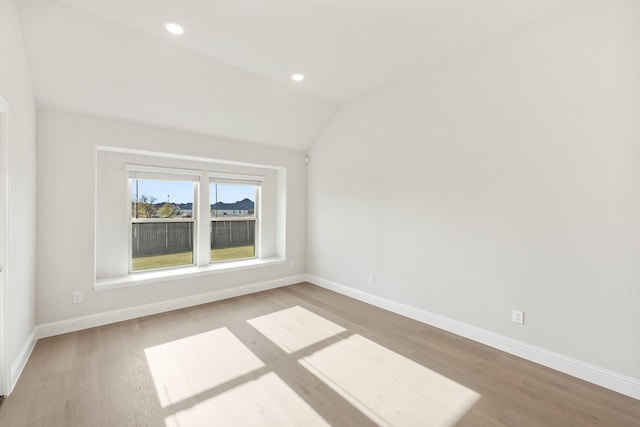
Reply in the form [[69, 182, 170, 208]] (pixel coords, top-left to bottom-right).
[[73, 291, 83, 304], [512, 309, 524, 325], [368, 273, 375, 285]]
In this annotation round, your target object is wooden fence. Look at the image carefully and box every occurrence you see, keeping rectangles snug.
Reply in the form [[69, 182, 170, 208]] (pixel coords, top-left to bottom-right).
[[132, 220, 255, 258], [132, 222, 194, 257], [211, 220, 255, 249]]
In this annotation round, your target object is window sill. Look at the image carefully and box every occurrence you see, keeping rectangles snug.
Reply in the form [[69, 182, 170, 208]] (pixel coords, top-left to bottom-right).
[[94, 257, 286, 291]]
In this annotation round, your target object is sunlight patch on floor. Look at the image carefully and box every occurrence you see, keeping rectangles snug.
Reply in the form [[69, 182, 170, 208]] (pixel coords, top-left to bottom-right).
[[248, 306, 346, 353], [145, 310, 479, 426], [144, 327, 265, 407], [299, 334, 481, 427], [164, 372, 330, 427]]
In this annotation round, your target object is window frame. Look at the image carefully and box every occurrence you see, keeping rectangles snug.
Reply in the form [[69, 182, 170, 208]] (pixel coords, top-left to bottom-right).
[[209, 172, 264, 264], [126, 164, 202, 273], [125, 165, 264, 274]]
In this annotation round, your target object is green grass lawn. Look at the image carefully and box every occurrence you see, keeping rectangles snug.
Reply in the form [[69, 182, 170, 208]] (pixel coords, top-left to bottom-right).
[[132, 245, 255, 271]]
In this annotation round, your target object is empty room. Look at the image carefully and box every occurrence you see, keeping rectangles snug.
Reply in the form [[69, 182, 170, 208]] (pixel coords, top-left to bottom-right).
[[0, 0, 639, 425]]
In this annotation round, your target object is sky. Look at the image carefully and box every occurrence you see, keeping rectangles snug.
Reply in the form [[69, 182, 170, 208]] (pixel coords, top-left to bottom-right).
[[131, 179, 255, 205]]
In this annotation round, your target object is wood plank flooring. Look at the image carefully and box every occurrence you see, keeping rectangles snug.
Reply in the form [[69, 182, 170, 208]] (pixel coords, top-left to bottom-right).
[[0, 283, 638, 426]]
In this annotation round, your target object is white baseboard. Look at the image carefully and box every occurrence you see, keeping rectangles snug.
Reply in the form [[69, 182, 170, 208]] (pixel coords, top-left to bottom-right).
[[10, 327, 37, 393], [305, 274, 640, 401], [38, 274, 305, 339]]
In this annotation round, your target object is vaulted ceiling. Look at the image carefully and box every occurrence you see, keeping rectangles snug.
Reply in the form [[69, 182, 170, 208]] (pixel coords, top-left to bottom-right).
[[18, 0, 583, 150]]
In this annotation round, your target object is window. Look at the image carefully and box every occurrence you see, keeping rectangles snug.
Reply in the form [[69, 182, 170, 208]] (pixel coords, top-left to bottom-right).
[[125, 165, 264, 273], [95, 149, 283, 285], [127, 166, 200, 272], [210, 173, 263, 263], [210, 183, 257, 262]]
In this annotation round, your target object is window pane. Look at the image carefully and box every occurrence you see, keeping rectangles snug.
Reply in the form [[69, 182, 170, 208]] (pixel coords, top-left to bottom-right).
[[131, 179, 195, 271], [131, 222, 195, 270], [210, 183, 256, 262], [131, 179, 194, 219], [210, 183, 255, 218]]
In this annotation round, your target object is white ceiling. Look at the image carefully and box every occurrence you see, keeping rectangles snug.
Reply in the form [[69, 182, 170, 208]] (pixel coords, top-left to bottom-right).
[[18, 0, 583, 150]]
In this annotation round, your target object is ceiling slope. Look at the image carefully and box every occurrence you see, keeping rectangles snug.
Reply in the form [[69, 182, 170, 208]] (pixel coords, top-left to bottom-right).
[[18, 0, 584, 150], [58, 0, 584, 102], [18, 0, 339, 150]]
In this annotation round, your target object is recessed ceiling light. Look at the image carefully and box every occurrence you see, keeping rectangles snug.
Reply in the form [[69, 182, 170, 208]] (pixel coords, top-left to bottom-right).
[[291, 73, 305, 82], [165, 22, 185, 36]]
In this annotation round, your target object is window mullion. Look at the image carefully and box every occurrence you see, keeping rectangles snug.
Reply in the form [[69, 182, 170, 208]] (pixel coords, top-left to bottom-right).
[[196, 174, 211, 266], [255, 186, 261, 258]]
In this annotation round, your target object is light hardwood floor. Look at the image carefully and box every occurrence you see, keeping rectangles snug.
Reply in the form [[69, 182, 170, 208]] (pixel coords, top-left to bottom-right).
[[0, 283, 638, 426]]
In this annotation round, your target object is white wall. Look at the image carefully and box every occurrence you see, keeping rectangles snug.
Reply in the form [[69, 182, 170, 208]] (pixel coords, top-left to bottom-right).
[[308, 0, 640, 379], [37, 110, 306, 324], [0, 0, 37, 381]]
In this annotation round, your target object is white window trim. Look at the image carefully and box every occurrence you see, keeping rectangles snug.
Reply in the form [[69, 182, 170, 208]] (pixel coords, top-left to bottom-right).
[[94, 257, 286, 291], [208, 172, 264, 186], [95, 147, 288, 290], [125, 163, 204, 178], [132, 218, 195, 223]]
